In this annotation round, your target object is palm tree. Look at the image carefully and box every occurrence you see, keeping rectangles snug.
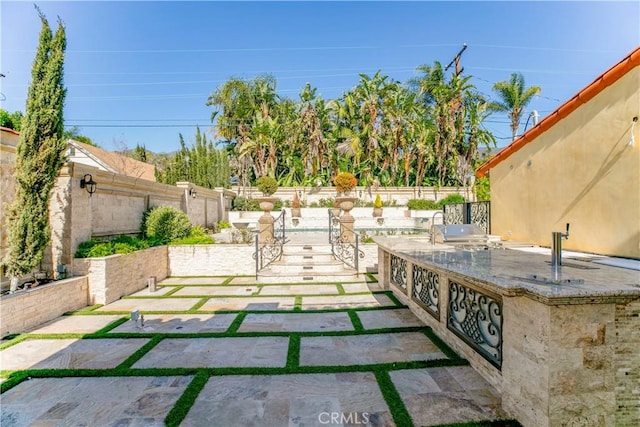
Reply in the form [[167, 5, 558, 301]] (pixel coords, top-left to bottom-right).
[[489, 72, 541, 141]]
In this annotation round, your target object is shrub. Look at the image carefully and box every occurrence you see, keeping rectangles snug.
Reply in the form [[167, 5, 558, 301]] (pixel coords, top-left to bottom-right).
[[143, 206, 192, 244], [439, 194, 466, 206], [255, 176, 278, 196], [406, 199, 441, 210], [74, 235, 161, 258], [170, 226, 215, 245], [333, 172, 357, 194], [217, 220, 231, 230], [232, 196, 259, 211]]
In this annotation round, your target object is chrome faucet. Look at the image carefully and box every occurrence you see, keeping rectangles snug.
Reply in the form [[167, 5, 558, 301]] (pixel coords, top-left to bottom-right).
[[551, 223, 570, 267], [431, 211, 446, 244]]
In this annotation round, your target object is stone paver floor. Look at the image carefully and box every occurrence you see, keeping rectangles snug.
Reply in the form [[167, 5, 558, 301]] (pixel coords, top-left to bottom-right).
[[0, 274, 511, 426]]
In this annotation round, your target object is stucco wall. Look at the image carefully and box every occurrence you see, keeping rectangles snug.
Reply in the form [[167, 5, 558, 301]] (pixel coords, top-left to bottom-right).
[[490, 68, 640, 258]]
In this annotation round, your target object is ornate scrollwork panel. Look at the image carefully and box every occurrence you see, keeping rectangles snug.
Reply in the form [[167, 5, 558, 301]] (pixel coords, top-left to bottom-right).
[[447, 280, 502, 368], [390, 254, 407, 291], [470, 202, 490, 234], [412, 265, 439, 319]]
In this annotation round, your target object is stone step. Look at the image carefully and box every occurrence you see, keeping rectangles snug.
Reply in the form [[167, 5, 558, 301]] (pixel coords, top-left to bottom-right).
[[256, 270, 361, 283], [269, 260, 348, 274], [282, 253, 336, 263]]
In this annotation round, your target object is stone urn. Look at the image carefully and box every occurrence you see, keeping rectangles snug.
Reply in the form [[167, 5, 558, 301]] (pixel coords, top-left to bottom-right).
[[336, 196, 357, 213], [372, 207, 383, 217], [256, 196, 278, 213]]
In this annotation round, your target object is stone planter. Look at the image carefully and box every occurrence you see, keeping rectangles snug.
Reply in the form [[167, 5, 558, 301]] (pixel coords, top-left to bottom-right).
[[256, 196, 278, 213], [372, 207, 383, 217], [291, 207, 302, 218], [336, 196, 357, 213], [0, 277, 89, 337], [73, 246, 168, 304]]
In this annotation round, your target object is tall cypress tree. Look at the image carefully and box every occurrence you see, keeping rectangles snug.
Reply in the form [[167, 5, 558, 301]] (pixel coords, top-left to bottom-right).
[[3, 9, 67, 292]]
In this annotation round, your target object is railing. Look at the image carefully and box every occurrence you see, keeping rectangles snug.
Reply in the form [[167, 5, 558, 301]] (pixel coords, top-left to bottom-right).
[[328, 208, 364, 272], [253, 209, 287, 275], [443, 201, 491, 234]]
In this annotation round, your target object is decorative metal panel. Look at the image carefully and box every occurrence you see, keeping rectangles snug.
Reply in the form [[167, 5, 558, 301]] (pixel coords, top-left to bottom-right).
[[412, 265, 439, 319], [443, 203, 463, 226], [470, 202, 491, 234], [447, 280, 502, 368], [390, 254, 407, 291]]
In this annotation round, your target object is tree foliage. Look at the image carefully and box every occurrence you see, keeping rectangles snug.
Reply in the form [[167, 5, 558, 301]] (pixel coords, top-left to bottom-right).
[[0, 109, 24, 131], [3, 9, 67, 288], [206, 62, 503, 190], [489, 72, 541, 141], [155, 126, 230, 189]]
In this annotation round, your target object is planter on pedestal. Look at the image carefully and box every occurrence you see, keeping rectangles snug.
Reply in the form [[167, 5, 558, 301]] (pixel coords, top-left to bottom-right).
[[256, 196, 278, 243]]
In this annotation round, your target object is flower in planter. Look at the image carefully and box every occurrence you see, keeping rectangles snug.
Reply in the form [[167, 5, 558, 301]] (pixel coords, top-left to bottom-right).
[[333, 172, 357, 195], [292, 191, 301, 209], [255, 176, 279, 196], [374, 194, 383, 209]]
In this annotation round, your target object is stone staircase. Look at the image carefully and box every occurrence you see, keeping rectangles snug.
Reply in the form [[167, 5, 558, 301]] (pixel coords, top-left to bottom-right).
[[257, 238, 360, 283]]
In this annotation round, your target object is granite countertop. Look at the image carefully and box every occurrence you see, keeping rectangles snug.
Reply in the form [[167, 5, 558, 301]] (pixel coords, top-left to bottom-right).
[[374, 237, 640, 304]]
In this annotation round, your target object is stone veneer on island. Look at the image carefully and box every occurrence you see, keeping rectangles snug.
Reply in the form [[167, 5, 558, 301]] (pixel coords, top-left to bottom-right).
[[375, 237, 640, 427]]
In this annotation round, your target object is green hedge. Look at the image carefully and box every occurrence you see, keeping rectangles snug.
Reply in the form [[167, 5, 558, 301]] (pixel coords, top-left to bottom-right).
[[142, 206, 192, 243], [407, 194, 466, 210], [74, 235, 162, 258]]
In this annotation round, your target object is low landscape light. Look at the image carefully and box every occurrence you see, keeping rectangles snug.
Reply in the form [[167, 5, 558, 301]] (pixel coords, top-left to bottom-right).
[[189, 188, 197, 198]]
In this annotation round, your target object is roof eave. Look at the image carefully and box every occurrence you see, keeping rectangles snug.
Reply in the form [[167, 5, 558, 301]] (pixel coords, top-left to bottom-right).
[[476, 46, 640, 178]]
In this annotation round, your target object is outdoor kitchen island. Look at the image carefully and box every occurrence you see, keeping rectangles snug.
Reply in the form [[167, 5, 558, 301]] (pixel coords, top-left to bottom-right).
[[375, 236, 640, 427]]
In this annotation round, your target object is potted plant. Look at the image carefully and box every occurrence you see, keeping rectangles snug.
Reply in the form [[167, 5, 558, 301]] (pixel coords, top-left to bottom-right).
[[333, 172, 358, 214], [372, 194, 383, 217], [254, 176, 279, 213], [291, 191, 302, 218], [333, 172, 357, 196]]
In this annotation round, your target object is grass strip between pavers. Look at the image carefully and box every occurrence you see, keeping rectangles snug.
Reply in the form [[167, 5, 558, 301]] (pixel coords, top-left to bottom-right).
[[0, 358, 468, 394], [293, 295, 303, 311], [187, 297, 210, 312], [115, 335, 164, 370], [91, 317, 128, 335], [347, 310, 364, 331], [336, 284, 346, 295], [64, 304, 103, 315], [422, 328, 463, 361], [432, 420, 523, 427], [286, 335, 301, 368], [374, 369, 414, 427], [386, 291, 406, 307], [162, 286, 184, 296], [365, 272, 378, 283], [58, 305, 404, 316], [164, 370, 209, 427], [225, 312, 247, 334], [123, 290, 388, 299]]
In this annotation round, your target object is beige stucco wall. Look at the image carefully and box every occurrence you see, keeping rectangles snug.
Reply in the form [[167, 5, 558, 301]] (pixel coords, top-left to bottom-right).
[[490, 67, 640, 258]]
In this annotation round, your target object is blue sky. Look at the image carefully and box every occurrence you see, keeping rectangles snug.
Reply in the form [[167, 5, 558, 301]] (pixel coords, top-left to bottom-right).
[[1, 1, 639, 153]]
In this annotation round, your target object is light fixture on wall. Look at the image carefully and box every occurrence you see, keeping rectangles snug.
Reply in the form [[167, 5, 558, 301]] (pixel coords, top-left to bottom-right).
[[80, 174, 97, 197], [189, 188, 197, 199], [628, 116, 638, 147]]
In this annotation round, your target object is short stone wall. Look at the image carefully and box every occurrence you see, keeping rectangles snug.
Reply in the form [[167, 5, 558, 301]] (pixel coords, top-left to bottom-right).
[[73, 246, 168, 304], [168, 245, 255, 276], [0, 276, 88, 337]]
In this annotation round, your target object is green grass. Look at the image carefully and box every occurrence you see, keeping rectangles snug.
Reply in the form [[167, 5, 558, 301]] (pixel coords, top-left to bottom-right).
[[374, 369, 414, 427], [433, 421, 523, 427], [348, 310, 364, 331], [336, 283, 346, 294], [165, 370, 209, 427], [286, 335, 301, 368], [225, 312, 247, 334]]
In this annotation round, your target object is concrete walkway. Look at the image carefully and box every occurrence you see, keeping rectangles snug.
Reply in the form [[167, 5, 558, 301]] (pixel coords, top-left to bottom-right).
[[0, 275, 513, 426]]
